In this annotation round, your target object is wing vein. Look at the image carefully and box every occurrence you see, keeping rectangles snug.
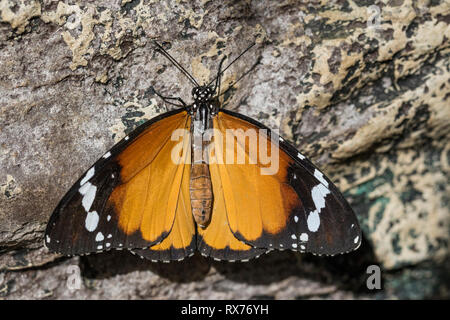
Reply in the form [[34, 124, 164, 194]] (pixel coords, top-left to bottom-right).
[[120, 119, 183, 185]]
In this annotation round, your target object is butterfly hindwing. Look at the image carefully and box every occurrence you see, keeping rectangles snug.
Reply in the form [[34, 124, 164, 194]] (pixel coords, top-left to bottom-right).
[[45, 109, 192, 256], [131, 142, 197, 262], [208, 109, 361, 256], [196, 152, 266, 261]]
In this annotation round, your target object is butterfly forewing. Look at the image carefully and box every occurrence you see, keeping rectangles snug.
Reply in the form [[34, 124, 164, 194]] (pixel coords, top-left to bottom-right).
[[45, 109, 191, 256]]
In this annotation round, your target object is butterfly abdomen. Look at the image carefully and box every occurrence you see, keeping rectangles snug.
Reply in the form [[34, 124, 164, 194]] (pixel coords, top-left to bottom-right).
[[190, 163, 213, 228]]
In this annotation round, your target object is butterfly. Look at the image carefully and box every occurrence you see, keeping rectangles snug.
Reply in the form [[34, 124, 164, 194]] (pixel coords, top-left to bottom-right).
[[44, 41, 362, 262]]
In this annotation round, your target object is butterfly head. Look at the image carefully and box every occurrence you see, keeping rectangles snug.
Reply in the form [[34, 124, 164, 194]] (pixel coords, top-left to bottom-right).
[[192, 86, 214, 103]]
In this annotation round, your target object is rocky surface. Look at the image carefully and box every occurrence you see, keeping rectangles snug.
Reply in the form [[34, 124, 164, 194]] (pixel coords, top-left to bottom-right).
[[0, 0, 449, 299]]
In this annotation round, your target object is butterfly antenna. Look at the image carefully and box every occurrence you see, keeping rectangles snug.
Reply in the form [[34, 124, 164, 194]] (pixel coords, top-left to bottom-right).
[[207, 42, 256, 88], [153, 41, 200, 87], [213, 56, 226, 97], [218, 55, 261, 99]]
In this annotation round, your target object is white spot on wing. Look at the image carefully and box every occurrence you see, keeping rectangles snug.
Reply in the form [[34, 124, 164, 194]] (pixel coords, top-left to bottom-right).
[[46, 235, 50, 243], [125, 136, 129, 141], [354, 236, 359, 244], [311, 184, 330, 212], [294, 216, 299, 223], [292, 243, 298, 248], [80, 167, 95, 186], [307, 210, 320, 232], [307, 183, 331, 232], [291, 234, 297, 240], [95, 232, 104, 242], [300, 233, 308, 242], [85, 211, 99, 232], [314, 169, 329, 188], [297, 152, 305, 160], [79, 182, 97, 212], [102, 151, 111, 159], [107, 234, 112, 239], [78, 182, 90, 195], [107, 215, 111, 221]]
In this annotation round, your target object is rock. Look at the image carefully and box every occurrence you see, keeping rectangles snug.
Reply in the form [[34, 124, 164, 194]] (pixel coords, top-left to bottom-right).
[[0, 0, 448, 299]]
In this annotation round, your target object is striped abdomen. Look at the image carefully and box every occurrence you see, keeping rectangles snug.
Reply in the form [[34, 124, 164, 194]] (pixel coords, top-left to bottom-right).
[[190, 163, 213, 227]]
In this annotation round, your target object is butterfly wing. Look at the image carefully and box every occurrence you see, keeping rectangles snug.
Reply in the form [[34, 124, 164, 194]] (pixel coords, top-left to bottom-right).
[[134, 144, 264, 262], [45, 109, 193, 256], [131, 147, 196, 262], [202, 109, 361, 258], [196, 154, 266, 261]]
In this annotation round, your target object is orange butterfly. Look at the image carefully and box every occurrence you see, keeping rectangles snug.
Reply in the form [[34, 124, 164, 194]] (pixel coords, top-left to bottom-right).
[[45, 42, 361, 262]]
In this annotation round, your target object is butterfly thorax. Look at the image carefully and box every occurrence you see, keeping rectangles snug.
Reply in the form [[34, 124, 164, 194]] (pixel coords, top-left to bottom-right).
[[188, 86, 219, 119], [188, 86, 217, 228]]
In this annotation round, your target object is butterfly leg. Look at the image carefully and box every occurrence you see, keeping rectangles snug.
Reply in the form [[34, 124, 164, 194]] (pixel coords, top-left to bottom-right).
[[153, 88, 187, 108]]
